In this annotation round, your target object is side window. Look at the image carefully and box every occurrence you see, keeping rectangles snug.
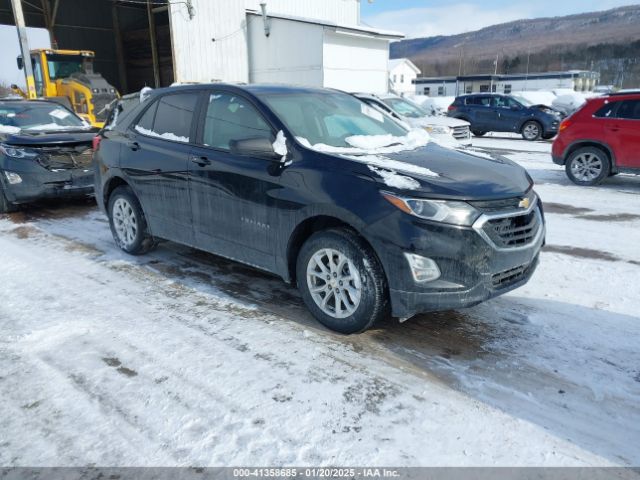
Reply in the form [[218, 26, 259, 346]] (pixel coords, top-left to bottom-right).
[[616, 100, 640, 120], [492, 96, 509, 108], [136, 100, 158, 130], [593, 102, 617, 118], [135, 93, 198, 143], [202, 93, 273, 150]]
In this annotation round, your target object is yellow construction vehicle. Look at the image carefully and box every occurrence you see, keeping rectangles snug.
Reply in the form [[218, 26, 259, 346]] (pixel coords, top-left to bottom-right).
[[13, 49, 119, 128]]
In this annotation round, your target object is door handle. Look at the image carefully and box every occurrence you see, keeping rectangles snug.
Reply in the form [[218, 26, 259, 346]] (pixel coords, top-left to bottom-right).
[[191, 156, 211, 167], [127, 141, 140, 151]]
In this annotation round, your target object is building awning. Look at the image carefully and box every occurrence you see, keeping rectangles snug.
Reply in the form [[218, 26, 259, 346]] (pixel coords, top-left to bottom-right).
[[246, 10, 405, 40]]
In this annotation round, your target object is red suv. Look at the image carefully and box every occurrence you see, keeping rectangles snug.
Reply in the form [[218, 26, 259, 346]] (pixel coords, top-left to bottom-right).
[[552, 91, 640, 186]]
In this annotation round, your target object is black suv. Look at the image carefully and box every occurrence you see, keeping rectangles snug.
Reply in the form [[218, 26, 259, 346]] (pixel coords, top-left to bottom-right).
[[94, 84, 545, 333], [448, 94, 562, 141]]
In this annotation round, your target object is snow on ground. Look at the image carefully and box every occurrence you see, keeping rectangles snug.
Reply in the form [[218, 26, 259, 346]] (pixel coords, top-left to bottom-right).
[[1, 135, 639, 467]]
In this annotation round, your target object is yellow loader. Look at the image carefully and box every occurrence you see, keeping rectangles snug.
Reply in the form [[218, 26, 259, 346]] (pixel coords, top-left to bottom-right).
[[12, 49, 119, 128]]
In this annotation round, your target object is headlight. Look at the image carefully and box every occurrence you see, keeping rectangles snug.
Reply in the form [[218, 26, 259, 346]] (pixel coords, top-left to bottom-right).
[[4, 171, 22, 184], [424, 125, 451, 135], [382, 192, 481, 226], [0, 144, 38, 159]]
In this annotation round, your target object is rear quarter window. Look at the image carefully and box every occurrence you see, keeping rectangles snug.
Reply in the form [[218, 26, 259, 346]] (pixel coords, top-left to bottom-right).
[[134, 92, 199, 143], [593, 102, 617, 118]]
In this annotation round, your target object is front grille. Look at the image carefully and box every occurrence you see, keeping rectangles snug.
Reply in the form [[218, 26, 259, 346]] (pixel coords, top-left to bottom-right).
[[469, 192, 537, 213], [452, 125, 470, 140], [492, 262, 533, 289], [482, 208, 540, 248], [37, 147, 93, 170]]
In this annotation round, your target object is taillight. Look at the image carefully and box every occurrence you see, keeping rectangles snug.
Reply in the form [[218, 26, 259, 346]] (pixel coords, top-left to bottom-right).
[[448, 105, 457, 111], [559, 119, 571, 132], [92, 135, 102, 151]]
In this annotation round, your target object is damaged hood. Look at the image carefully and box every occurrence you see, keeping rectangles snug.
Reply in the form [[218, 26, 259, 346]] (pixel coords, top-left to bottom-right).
[[343, 143, 532, 200], [0, 130, 97, 146]]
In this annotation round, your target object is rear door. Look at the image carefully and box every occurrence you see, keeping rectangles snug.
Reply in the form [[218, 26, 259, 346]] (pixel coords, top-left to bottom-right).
[[188, 90, 281, 271], [606, 99, 640, 168], [470, 96, 497, 131], [121, 91, 200, 244]]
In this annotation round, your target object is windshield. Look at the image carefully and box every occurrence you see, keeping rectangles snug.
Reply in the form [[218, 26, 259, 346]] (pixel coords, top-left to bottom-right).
[[510, 95, 532, 107], [381, 97, 429, 119], [46, 54, 84, 80], [259, 91, 408, 148], [0, 103, 89, 132]]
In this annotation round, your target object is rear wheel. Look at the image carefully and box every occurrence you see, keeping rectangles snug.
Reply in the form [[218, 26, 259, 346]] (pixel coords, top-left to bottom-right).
[[296, 228, 388, 334], [521, 121, 542, 141], [565, 147, 610, 186], [107, 186, 157, 255], [472, 130, 486, 137], [0, 183, 18, 214]]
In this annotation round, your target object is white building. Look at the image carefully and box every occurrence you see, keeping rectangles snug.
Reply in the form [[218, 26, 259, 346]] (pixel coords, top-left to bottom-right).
[[169, 0, 403, 93], [388, 58, 420, 95], [414, 71, 601, 96]]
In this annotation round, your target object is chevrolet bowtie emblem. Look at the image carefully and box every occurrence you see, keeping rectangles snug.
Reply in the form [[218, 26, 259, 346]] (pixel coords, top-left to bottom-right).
[[518, 197, 530, 209]]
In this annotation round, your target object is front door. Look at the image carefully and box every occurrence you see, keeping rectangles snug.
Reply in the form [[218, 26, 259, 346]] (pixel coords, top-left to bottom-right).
[[121, 91, 200, 244], [188, 90, 282, 272], [492, 96, 524, 133]]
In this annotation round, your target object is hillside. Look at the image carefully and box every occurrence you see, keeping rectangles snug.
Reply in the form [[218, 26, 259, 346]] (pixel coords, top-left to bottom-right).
[[390, 5, 640, 88]]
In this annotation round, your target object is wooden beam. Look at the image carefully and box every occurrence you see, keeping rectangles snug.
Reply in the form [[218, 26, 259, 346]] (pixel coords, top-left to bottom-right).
[[147, 0, 160, 88]]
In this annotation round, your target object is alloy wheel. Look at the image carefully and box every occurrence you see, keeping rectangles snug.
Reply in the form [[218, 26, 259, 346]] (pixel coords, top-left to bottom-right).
[[523, 123, 540, 140], [570, 153, 603, 182], [306, 248, 362, 319], [112, 198, 138, 248]]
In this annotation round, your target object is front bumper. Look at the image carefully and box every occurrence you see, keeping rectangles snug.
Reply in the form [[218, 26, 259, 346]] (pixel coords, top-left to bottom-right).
[[365, 200, 545, 319], [1, 163, 94, 204]]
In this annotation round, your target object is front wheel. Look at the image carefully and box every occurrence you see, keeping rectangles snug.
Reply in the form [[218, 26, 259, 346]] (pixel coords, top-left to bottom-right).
[[521, 121, 542, 141], [565, 147, 610, 186], [472, 130, 486, 137], [296, 229, 388, 334], [107, 186, 157, 255]]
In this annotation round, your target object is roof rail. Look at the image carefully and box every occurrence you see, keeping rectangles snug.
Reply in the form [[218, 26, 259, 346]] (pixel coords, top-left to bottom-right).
[[608, 90, 640, 97]]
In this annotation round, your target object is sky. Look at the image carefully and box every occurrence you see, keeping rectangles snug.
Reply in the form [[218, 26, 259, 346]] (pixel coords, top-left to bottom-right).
[[0, 25, 50, 88], [360, 0, 640, 38]]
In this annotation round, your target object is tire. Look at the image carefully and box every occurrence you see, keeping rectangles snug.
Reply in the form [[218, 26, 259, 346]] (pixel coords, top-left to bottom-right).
[[107, 185, 157, 255], [0, 183, 18, 214], [472, 130, 486, 137], [296, 228, 388, 334], [565, 147, 610, 186], [521, 121, 542, 141], [542, 133, 556, 140]]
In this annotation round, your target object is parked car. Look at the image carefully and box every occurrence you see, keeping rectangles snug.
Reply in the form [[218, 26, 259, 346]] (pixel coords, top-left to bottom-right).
[[448, 94, 562, 141], [0, 99, 97, 213], [94, 84, 545, 334], [353, 93, 472, 147], [552, 91, 640, 186]]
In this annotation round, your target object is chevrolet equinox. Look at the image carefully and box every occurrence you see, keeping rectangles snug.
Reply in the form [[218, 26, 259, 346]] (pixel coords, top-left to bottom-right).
[[94, 84, 545, 333]]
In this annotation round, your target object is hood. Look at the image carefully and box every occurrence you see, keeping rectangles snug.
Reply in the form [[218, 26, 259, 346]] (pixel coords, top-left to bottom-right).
[[406, 116, 469, 128], [0, 130, 97, 147], [341, 143, 532, 200]]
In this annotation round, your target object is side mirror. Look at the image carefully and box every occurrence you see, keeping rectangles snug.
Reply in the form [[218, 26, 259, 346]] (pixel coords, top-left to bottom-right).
[[230, 137, 282, 161], [16, 56, 23, 70]]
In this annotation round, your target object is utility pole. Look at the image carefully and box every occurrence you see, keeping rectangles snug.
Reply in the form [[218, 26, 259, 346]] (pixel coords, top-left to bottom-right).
[[524, 47, 531, 90], [10, 0, 37, 99]]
